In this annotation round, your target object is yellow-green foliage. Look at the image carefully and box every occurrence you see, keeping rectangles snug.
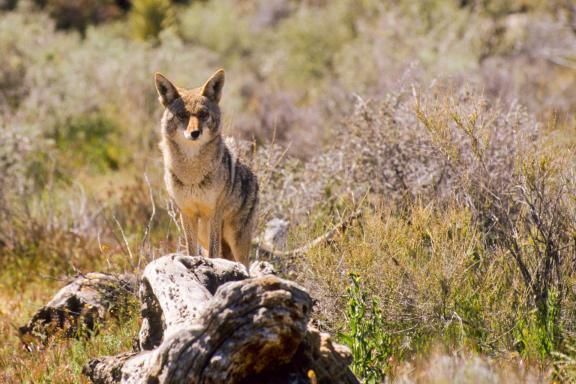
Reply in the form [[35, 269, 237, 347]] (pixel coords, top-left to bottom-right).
[[339, 273, 392, 382], [178, 0, 251, 63], [272, 0, 356, 87], [478, 0, 562, 17], [297, 200, 570, 360], [52, 114, 126, 173], [130, 0, 174, 41]]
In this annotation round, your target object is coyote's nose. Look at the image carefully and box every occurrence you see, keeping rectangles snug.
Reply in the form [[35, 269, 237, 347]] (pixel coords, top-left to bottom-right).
[[190, 131, 200, 140]]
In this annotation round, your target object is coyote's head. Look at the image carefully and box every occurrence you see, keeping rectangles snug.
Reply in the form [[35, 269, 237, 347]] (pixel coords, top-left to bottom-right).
[[154, 69, 225, 144]]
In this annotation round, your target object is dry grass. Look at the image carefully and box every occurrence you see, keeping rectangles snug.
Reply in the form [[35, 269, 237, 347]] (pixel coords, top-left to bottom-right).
[[392, 348, 548, 384], [0, 286, 139, 383]]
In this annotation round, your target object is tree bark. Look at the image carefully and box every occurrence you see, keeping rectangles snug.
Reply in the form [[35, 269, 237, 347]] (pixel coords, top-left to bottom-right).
[[84, 254, 358, 384]]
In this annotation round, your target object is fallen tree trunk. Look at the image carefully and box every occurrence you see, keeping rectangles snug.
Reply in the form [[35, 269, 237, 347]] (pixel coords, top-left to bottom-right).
[[84, 254, 358, 384], [19, 272, 137, 351]]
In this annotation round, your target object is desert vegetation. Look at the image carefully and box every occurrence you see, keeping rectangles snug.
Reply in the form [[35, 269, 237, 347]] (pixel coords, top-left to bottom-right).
[[1, 0, 575, 382]]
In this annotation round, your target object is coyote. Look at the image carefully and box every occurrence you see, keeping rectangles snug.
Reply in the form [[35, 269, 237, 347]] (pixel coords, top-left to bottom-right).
[[154, 69, 258, 266]]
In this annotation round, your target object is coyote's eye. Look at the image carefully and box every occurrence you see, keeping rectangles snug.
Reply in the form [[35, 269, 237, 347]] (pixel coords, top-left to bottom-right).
[[176, 112, 188, 121], [197, 110, 208, 120]]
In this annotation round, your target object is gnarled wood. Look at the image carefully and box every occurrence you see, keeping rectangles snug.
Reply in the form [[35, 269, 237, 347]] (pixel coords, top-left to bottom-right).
[[137, 255, 249, 350], [75, 254, 357, 384]]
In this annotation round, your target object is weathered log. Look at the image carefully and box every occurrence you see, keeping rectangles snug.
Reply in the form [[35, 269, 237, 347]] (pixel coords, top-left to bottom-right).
[[19, 272, 137, 351], [137, 255, 249, 350], [84, 255, 358, 384]]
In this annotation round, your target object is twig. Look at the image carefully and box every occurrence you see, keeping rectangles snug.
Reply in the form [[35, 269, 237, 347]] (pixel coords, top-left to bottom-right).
[[139, 173, 157, 269], [113, 216, 134, 269], [254, 208, 363, 257]]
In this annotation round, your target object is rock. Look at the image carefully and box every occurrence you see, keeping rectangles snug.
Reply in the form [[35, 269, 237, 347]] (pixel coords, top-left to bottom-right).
[[263, 218, 289, 251]]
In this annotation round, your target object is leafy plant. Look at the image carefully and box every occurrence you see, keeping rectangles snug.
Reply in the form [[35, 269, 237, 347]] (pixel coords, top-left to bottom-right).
[[272, 0, 356, 87], [178, 0, 252, 63], [514, 288, 562, 360], [130, 0, 174, 41], [51, 113, 125, 173], [339, 273, 393, 383]]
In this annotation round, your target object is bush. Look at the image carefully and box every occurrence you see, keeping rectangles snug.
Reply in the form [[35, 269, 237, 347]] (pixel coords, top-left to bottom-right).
[[514, 288, 561, 360], [417, 92, 576, 347], [0, 123, 34, 206], [35, 0, 125, 34], [50, 113, 125, 173], [339, 273, 394, 383], [0, 0, 18, 11], [178, 0, 252, 62], [130, 0, 174, 41], [270, 0, 356, 88]]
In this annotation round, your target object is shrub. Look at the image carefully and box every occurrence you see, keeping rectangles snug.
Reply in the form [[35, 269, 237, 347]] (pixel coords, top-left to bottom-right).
[[416, 93, 576, 338], [296, 203, 488, 340], [514, 288, 561, 360], [0, 123, 35, 207], [50, 113, 125, 173], [130, 0, 174, 41], [0, 0, 18, 11], [35, 0, 125, 34], [270, 0, 356, 87], [0, 44, 27, 111], [339, 273, 394, 383], [178, 0, 252, 62]]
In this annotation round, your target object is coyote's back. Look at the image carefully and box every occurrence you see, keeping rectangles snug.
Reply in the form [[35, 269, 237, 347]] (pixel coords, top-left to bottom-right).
[[155, 69, 258, 266]]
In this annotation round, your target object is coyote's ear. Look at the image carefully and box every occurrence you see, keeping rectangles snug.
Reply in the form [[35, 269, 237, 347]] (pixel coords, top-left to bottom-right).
[[201, 69, 225, 103], [154, 73, 180, 107]]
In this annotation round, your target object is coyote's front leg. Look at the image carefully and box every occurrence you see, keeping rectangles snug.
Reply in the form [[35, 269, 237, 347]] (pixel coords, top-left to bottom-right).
[[181, 213, 198, 256], [208, 208, 223, 259]]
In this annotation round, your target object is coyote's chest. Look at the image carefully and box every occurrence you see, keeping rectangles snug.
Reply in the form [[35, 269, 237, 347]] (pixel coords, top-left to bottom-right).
[[166, 171, 220, 219], [161, 134, 226, 219]]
